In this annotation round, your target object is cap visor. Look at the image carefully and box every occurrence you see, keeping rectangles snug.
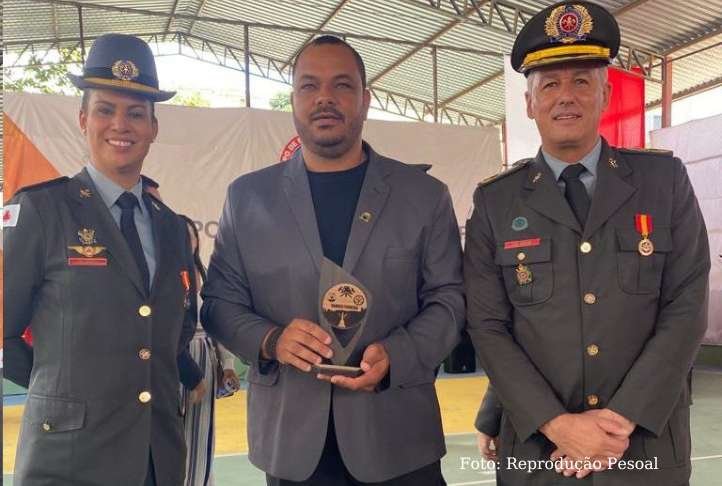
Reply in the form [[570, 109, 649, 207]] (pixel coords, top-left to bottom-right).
[[68, 73, 175, 102]]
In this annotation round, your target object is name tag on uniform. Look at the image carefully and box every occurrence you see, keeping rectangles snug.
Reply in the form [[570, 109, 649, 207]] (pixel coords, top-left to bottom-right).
[[68, 257, 108, 266], [504, 238, 541, 250]]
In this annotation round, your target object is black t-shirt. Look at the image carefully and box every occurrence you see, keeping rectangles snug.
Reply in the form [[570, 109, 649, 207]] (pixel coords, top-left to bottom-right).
[[307, 160, 369, 267]]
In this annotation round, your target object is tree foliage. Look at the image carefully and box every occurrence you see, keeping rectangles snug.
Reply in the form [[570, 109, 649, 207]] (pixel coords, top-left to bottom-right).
[[167, 90, 211, 107], [4, 48, 83, 96], [269, 91, 292, 112]]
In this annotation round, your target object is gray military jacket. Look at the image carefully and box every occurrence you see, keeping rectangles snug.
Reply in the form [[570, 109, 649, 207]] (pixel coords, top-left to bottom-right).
[[4, 169, 196, 486], [465, 140, 709, 486]]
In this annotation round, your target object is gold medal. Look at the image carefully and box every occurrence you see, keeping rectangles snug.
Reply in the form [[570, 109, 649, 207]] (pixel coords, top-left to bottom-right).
[[635, 214, 654, 257], [638, 238, 654, 257], [516, 264, 533, 286]]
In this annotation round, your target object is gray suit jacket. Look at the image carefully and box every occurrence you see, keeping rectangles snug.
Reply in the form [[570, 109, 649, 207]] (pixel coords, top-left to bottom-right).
[[201, 143, 465, 482], [465, 141, 710, 485], [4, 169, 196, 486]]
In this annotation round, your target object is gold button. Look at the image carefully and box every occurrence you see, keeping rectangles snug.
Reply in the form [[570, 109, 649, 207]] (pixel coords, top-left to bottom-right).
[[587, 344, 599, 356], [517, 252, 526, 261], [138, 305, 152, 317], [584, 293, 596, 305], [42, 422, 52, 432], [139, 348, 151, 360], [138, 391, 152, 403], [587, 394, 599, 406], [580, 242, 592, 254]]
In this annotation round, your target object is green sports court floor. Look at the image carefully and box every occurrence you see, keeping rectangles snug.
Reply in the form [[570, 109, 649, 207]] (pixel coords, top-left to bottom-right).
[[4, 369, 721, 485]]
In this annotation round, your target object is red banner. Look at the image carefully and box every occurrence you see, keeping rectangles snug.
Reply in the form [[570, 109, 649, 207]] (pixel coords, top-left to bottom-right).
[[599, 67, 645, 148]]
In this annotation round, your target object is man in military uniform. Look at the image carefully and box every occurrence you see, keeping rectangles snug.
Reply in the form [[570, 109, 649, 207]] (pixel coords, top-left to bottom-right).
[[4, 34, 196, 485], [465, 2, 710, 485]]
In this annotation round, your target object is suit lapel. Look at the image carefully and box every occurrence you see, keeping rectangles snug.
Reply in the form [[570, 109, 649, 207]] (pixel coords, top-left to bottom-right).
[[283, 151, 324, 274], [584, 140, 636, 238], [68, 169, 147, 297], [522, 151, 582, 235], [342, 147, 390, 274]]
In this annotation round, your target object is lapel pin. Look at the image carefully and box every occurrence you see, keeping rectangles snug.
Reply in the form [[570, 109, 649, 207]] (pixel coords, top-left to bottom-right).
[[151, 201, 161, 211], [532, 172, 542, 184], [360, 211, 372, 223], [609, 158, 618, 169], [80, 188, 93, 198]]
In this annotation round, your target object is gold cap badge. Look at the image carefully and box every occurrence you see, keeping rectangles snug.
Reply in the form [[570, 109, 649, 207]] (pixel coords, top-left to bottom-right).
[[111, 60, 140, 81]]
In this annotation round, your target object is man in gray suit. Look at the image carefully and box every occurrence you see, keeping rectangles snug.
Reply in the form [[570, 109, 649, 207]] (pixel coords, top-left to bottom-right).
[[4, 34, 195, 485], [201, 35, 464, 485], [465, 2, 710, 485]]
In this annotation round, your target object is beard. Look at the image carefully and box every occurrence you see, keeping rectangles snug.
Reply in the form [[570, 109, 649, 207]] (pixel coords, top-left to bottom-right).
[[293, 109, 365, 160]]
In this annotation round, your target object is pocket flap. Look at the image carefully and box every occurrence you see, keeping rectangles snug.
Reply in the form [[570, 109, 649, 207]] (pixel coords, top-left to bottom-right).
[[616, 227, 673, 253], [24, 395, 86, 432], [495, 238, 551, 266]]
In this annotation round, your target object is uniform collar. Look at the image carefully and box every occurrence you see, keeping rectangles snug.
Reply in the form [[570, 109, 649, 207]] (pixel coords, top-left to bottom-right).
[[86, 163, 145, 214], [542, 137, 602, 181]]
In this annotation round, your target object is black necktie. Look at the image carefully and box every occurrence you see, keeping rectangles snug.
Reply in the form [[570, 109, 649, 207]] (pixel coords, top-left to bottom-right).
[[116, 192, 150, 290], [560, 164, 591, 227]]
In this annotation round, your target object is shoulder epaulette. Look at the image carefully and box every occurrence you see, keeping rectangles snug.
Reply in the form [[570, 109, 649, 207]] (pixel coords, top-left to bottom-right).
[[479, 159, 531, 187], [618, 147, 673, 157], [408, 163, 432, 173], [16, 176, 70, 195]]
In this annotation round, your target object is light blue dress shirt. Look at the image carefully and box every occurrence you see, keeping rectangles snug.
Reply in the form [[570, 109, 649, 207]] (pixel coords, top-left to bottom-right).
[[86, 164, 157, 286], [542, 137, 602, 198]]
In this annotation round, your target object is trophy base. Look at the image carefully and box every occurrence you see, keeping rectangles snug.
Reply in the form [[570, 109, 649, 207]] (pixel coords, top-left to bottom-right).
[[313, 363, 363, 378]]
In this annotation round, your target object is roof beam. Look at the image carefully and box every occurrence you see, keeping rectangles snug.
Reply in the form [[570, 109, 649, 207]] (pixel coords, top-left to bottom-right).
[[280, 0, 351, 70], [370, 86, 499, 125], [163, 0, 181, 40], [368, 1, 486, 85], [399, 0, 540, 37], [187, 0, 210, 35]]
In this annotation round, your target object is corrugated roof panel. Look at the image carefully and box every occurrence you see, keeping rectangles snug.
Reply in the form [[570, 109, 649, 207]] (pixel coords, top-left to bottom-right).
[[616, 0, 722, 52], [436, 52, 504, 103], [3, 0, 722, 124], [449, 76, 507, 121], [328, 0, 455, 43]]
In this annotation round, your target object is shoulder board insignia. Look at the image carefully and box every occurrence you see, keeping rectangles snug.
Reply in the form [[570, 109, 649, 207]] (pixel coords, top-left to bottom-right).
[[618, 147, 673, 157], [479, 159, 531, 187], [408, 163, 433, 173], [16, 176, 70, 195]]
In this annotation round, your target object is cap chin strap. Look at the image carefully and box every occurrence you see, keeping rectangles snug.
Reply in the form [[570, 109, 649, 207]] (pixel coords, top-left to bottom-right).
[[522, 45, 611, 71]]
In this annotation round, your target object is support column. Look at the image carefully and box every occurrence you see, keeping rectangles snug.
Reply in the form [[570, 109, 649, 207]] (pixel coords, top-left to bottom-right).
[[77, 5, 86, 63], [244, 25, 251, 108], [661, 55, 673, 128], [432, 45, 438, 123]]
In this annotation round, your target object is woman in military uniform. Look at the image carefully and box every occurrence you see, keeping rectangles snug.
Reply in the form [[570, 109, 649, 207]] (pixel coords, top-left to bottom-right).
[[4, 34, 197, 486]]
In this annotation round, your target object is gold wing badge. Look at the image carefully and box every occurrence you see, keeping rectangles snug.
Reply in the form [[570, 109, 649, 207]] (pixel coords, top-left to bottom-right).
[[68, 228, 106, 258]]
